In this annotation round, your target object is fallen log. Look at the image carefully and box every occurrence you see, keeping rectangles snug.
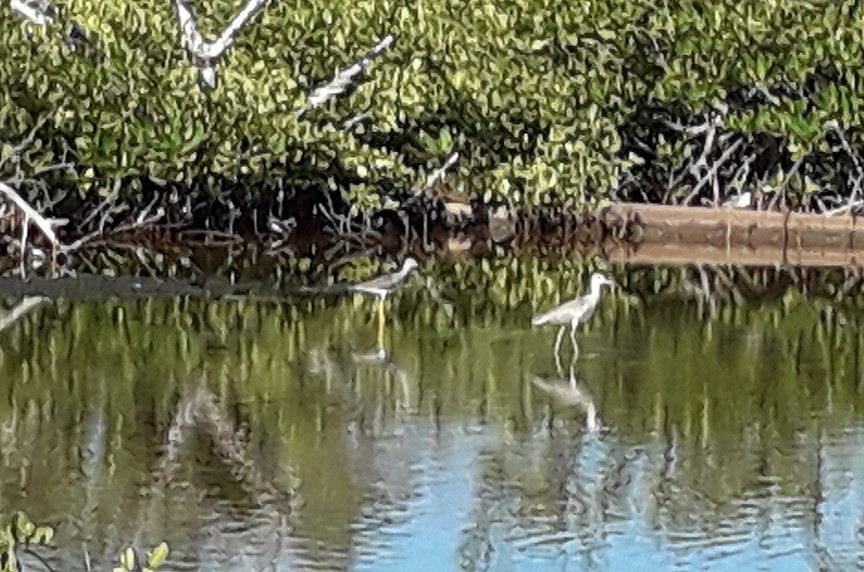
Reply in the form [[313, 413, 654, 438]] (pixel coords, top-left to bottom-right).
[[604, 203, 864, 267]]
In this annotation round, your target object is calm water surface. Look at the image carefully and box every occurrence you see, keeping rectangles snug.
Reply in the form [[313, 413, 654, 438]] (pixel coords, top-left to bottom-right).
[[2, 259, 864, 571]]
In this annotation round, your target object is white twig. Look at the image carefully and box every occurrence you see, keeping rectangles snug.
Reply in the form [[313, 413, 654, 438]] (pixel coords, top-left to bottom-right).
[[299, 34, 395, 116], [173, 0, 269, 88], [416, 152, 459, 195], [0, 113, 51, 175], [0, 181, 61, 247], [665, 107, 729, 200], [825, 199, 864, 216], [8, 0, 56, 26], [829, 121, 864, 212], [682, 138, 743, 206], [34, 162, 74, 175], [692, 123, 717, 174], [19, 212, 29, 276], [62, 208, 164, 254], [341, 113, 368, 130]]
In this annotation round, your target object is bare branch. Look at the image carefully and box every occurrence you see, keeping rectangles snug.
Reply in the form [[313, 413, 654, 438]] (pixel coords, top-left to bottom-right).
[[298, 34, 395, 116], [828, 120, 864, 212], [173, 0, 269, 89], [0, 181, 62, 247], [825, 199, 864, 217], [682, 138, 743, 206], [416, 152, 459, 195], [8, 0, 56, 26], [209, 0, 267, 56], [63, 206, 164, 254]]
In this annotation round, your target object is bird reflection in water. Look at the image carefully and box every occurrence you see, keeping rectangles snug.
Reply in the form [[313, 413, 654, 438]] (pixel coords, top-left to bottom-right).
[[532, 368, 601, 434], [307, 344, 414, 424], [0, 296, 49, 335], [351, 348, 413, 414]]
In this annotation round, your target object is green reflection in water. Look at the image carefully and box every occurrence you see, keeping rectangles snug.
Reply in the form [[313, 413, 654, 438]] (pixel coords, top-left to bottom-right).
[[0, 259, 862, 569]]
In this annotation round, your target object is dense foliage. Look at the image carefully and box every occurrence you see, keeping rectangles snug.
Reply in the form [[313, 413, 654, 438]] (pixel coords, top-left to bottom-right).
[[3, 0, 864, 223]]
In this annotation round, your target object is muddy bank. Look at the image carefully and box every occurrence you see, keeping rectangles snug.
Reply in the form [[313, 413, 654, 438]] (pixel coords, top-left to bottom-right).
[[5, 198, 864, 278], [400, 201, 864, 266], [605, 203, 864, 249]]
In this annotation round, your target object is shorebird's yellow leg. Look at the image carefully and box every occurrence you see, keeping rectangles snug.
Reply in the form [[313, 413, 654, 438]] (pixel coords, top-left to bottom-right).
[[553, 327, 565, 359], [376, 297, 385, 348], [554, 346, 564, 375], [570, 326, 580, 361]]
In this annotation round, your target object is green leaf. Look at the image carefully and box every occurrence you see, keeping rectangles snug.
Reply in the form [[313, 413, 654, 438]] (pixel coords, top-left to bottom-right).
[[147, 542, 170, 568], [101, 133, 118, 155], [0, 144, 14, 163], [31, 526, 54, 545], [121, 547, 136, 570], [439, 128, 453, 154], [13, 512, 34, 541]]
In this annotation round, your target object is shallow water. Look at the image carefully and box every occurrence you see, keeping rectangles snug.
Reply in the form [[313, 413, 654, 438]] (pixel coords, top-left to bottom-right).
[[2, 259, 864, 571]]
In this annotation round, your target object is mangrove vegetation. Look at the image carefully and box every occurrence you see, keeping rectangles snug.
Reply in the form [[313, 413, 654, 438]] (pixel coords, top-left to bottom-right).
[[3, 0, 864, 254]]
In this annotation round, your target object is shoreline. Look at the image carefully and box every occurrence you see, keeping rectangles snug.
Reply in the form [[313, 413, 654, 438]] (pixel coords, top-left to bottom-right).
[[5, 200, 864, 277]]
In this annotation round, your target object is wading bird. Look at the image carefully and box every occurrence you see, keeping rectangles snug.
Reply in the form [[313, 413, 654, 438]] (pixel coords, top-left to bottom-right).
[[532, 272, 614, 359], [350, 258, 419, 346]]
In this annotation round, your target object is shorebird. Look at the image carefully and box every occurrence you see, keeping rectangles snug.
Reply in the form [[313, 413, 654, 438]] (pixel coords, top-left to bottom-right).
[[350, 258, 419, 346], [351, 257, 419, 298], [532, 272, 615, 359]]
